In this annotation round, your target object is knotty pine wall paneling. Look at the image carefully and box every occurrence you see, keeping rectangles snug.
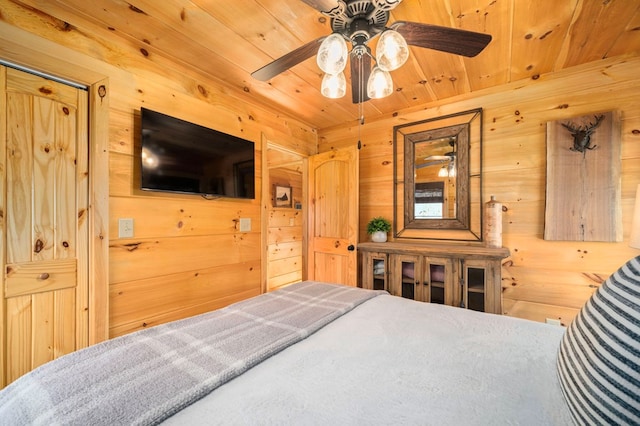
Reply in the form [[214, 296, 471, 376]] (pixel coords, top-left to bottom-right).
[[319, 55, 640, 326], [0, 3, 317, 338]]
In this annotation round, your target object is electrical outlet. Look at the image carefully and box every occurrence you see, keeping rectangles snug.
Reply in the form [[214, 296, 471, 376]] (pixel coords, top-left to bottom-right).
[[239, 218, 251, 232], [545, 318, 562, 326], [118, 218, 134, 238]]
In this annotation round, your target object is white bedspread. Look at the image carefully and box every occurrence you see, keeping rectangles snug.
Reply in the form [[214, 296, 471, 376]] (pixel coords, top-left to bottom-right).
[[165, 293, 573, 425]]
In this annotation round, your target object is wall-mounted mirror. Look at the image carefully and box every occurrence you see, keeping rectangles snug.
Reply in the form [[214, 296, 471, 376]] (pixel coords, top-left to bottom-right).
[[394, 108, 483, 241]]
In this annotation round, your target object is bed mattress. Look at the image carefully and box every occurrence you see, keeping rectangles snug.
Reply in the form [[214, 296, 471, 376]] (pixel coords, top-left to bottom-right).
[[165, 290, 573, 425]]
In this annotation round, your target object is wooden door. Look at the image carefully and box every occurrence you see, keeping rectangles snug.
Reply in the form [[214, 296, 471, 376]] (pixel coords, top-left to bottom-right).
[[1, 67, 89, 386], [308, 146, 358, 286]]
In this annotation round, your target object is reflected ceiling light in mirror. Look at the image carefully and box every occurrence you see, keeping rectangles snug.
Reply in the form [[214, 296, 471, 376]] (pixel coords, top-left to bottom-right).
[[448, 159, 456, 177]]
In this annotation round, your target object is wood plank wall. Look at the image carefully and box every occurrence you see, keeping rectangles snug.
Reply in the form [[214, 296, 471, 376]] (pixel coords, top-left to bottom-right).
[[2, 0, 639, 334], [0, 2, 317, 338], [319, 54, 640, 326]]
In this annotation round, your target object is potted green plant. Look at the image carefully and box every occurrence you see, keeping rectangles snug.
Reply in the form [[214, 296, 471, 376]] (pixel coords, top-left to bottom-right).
[[367, 216, 391, 242]]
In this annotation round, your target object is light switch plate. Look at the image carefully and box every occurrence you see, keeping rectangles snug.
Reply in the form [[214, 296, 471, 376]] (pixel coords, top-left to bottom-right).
[[239, 218, 251, 232], [118, 218, 134, 238]]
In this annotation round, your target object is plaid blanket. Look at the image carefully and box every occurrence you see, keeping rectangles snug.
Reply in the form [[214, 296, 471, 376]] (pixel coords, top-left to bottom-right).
[[0, 281, 384, 426]]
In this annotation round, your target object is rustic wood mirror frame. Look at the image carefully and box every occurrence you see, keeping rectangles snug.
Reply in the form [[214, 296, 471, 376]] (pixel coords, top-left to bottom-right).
[[393, 108, 483, 241]]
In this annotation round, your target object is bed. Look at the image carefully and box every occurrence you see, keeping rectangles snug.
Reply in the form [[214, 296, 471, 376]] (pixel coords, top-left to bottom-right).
[[1, 256, 639, 426]]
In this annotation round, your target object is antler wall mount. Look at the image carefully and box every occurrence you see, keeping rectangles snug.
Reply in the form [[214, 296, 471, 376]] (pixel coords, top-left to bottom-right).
[[252, 0, 492, 104], [561, 114, 605, 156]]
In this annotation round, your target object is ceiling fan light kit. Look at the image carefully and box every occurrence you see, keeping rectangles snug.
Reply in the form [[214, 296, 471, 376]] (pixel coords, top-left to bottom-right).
[[321, 71, 347, 98], [316, 33, 349, 75], [252, 0, 492, 104], [376, 29, 409, 71], [367, 66, 393, 99]]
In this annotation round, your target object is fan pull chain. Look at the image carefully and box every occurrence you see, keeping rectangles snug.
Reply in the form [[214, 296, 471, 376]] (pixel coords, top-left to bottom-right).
[[357, 53, 364, 150]]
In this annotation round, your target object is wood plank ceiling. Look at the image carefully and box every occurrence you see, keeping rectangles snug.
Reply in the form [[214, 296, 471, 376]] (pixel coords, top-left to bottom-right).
[[12, 0, 640, 131]]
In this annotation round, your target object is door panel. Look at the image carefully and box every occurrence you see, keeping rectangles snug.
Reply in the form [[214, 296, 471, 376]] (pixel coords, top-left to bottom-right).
[[5, 259, 77, 297], [308, 146, 358, 286], [2, 66, 88, 385]]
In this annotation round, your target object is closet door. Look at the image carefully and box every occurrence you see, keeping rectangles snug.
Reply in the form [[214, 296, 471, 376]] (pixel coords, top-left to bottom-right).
[[1, 66, 89, 386]]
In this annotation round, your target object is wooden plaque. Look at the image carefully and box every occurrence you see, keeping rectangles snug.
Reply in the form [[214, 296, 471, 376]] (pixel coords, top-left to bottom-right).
[[544, 111, 621, 241]]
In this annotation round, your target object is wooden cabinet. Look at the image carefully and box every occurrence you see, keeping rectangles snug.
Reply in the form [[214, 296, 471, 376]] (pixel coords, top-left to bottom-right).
[[359, 242, 510, 314]]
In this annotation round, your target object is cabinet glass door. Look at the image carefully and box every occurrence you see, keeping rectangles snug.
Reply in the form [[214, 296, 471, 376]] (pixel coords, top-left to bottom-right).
[[401, 260, 415, 299], [362, 251, 388, 291], [464, 264, 486, 312], [429, 263, 445, 304], [424, 257, 452, 305], [372, 256, 387, 291], [392, 255, 422, 301]]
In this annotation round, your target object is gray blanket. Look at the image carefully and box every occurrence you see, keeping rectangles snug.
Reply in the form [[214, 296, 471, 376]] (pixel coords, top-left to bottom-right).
[[0, 281, 384, 426]]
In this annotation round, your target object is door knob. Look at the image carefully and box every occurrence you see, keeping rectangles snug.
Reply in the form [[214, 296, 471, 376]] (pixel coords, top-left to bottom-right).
[[347, 245, 355, 251]]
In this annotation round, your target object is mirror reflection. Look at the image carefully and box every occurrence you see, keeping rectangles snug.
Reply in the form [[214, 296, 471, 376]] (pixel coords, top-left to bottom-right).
[[414, 136, 457, 219]]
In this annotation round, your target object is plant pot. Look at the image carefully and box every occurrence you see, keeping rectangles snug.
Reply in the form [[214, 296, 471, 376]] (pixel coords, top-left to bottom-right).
[[371, 231, 388, 243]]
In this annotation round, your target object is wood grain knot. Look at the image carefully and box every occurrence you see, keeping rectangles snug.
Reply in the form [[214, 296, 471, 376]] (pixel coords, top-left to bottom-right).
[[129, 4, 146, 14], [34, 239, 44, 253]]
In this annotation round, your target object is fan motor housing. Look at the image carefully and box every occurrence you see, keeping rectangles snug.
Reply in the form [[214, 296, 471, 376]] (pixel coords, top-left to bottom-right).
[[330, 0, 393, 42]]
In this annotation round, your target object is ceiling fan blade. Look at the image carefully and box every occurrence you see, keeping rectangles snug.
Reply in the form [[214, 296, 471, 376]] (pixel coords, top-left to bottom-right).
[[298, 0, 342, 16], [251, 36, 326, 81], [416, 160, 446, 169], [350, 48, 371, 104], [424, 155, 452, 161], [393, 21, 492, 57]]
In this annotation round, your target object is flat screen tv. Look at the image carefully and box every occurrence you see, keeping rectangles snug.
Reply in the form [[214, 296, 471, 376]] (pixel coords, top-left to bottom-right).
[[140, 108, 255, 199]]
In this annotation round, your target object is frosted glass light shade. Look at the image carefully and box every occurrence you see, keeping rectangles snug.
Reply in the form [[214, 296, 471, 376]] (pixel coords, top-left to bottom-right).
[[630, 184, 640, 249], [321, 72, 346, 98], [367, 66, 393, 99], [317, 33, 348, 75], [448, 160, 456, 177], [438, 165, 448, 177], [376, 29, 409, 72]]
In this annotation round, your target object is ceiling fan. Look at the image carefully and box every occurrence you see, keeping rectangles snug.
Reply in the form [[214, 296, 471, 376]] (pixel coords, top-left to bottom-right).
[[419, 139, 456, 169], [251, 0, 492, 104]]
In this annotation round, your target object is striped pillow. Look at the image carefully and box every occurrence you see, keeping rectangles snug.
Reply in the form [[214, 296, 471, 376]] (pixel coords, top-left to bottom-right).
[[557, 255, 640, 425]]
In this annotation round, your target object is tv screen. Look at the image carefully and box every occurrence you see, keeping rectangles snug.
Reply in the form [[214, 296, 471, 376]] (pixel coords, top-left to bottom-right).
[[140, 108, 255, 199]]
